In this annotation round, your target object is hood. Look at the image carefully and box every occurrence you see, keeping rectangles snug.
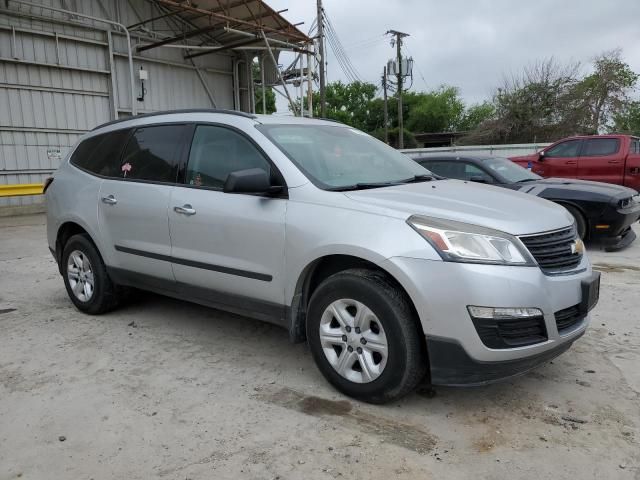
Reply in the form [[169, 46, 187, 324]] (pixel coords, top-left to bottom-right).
[[345, 179, 573, 236], [535, 178, 638, 200]]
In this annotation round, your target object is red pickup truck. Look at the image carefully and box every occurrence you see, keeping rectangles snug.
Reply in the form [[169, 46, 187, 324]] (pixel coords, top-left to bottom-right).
[[511, 134, 640, 192]]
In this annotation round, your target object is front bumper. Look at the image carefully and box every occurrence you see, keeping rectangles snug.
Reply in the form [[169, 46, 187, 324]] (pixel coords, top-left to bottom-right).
[[425, 332, 583, 386], [591, 202, 640, 248], [382, 255, 595, 385]]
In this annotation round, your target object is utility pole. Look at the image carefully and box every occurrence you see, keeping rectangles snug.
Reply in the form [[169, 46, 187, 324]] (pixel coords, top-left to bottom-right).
[[382, 66, 389, 144], [317, 0, 326, 117], [387, 29, 409, 148]]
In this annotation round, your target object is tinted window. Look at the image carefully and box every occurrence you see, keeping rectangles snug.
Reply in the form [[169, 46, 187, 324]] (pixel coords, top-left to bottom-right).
[[422, 160, 492, 182], [70, 129, 131, 177], [120, 125, 188, 182], [422, 160, 466, 179], [582, 138, 619, 156], [482, 157, 541, 183], [546, 140, 581, 158], [186, 125, 271, 189], [633, 139, 640, 154]]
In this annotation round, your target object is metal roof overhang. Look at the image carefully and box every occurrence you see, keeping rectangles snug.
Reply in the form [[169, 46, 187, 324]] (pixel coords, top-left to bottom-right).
[[135, 0, 311, 58]]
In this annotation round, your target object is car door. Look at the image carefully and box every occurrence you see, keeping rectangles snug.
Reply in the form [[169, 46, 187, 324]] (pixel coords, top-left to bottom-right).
[[532, 139, 581, 178], [98, 123, 190, 283], [168, 124, 287, 319], [577, 137, 624, 185]]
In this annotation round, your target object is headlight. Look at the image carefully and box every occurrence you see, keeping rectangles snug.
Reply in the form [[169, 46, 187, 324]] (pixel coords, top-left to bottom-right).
[[407, 215, 535, 266]]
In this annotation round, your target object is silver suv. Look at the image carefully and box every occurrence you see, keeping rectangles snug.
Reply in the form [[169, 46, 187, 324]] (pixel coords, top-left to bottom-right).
[[46, 110, 600, 403]]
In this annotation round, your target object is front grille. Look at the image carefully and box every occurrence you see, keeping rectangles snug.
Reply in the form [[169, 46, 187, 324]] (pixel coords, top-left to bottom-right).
[[554, 304, 585, 334], [471, 316, 548, 349], [519, 226, 582, 273]]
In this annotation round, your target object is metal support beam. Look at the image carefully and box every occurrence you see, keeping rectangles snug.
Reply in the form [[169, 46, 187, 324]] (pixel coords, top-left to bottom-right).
[[136, 23, 223, 52], [183, 36, 262, 59], [260, 54, 266, 114], [155, 0, 309, 42], [261, 30, 297, 115], [106, 30, 119, 120]]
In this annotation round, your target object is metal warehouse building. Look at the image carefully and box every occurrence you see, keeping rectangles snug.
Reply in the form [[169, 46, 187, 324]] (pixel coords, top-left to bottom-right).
[[0, 0, 310, 212]]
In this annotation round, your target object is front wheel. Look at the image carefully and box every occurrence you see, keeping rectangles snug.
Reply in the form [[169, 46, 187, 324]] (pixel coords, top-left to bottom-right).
[[306, 269, 427, 404], [564, 205, 587, 240], [61, 234, 120, 314]]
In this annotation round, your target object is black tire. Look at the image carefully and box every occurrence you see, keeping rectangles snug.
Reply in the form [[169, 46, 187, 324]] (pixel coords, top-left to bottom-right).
[[306, 268, 427, 404], [61, 233, 120, 314], [564, 205, 587, 240]]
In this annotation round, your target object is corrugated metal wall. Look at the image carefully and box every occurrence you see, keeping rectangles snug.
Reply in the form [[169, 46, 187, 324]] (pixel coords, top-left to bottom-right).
[[0, 0, 236, 208]]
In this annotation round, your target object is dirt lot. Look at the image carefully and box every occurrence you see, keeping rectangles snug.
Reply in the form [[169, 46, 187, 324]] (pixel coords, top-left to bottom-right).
[[1, 214, 639, 480]]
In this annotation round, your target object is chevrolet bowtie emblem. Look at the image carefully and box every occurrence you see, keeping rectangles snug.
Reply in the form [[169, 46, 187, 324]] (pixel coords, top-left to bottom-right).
[[571, 239, 585, 255]]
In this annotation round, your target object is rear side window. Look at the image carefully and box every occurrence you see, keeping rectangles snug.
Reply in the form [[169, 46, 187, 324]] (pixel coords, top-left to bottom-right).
[[119, 125, 188, 183], [185, 125, 271, 189], [422, 160, 466, 179], [545, 139, 581, 158], [582, 138, 620, 156], [70, 129, 131, 177]]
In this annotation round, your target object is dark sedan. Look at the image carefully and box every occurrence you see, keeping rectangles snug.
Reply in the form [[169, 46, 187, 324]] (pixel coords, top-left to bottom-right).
[[414, 154, 640, 251]]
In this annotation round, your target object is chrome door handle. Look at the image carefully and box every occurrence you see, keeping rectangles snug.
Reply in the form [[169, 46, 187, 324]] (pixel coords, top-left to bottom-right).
[[101, 195, 117, 205], [174, 204, 196, 216]]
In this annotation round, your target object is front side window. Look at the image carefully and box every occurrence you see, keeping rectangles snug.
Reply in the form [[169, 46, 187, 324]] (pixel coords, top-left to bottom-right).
[[119, 125, 188, 182], [545, 139, 581, 158], [258, 124, 429, 190], [70, 129, 131, 177], [581, 138, 620, 157], [185, 125, 271, 189], [482, 157, 541, 183]]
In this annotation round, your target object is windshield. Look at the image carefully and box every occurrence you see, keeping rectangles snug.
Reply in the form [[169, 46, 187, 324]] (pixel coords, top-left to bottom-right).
[[257, 124, 431, 190], [482, 157, 542, 183]]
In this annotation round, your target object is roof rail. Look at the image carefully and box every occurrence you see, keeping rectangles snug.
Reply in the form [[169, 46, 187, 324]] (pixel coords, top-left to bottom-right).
[[91, 108, 257, 131], [315, 117, 347, 125]]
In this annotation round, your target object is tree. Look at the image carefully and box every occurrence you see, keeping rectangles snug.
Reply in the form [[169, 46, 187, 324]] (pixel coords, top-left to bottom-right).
[[462, 51, 639, 144], [252, 61, 276, 114], [302, 81, 379, 131], [255, 87, 276, 114], [457, 102, 495, 131], [613, 101, 640, 135], [573, 50, 638, 133], [403, 87, 465, 133]]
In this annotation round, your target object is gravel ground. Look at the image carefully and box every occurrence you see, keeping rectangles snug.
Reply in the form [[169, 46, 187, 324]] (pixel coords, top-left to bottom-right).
[[1, 215, 639, 480]]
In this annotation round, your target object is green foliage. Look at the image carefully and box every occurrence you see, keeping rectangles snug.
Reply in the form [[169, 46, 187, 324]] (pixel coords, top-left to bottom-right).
[[464, 50, 639, 144], [302, 81, 379, 131], [613, 101, 640, 135], [573, 50, 639, 132], [255, 87, 276, 114], [371, 127, 417, 148], [252, 61, 276, 114], [404, 87, 465, 133], [457, 102, 496, 131]]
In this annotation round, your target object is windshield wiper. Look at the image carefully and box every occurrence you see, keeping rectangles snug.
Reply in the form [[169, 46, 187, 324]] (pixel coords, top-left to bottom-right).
[[399, 174, 434, 184], [516, 178, 537, 183], [327, 181, 400, 191]]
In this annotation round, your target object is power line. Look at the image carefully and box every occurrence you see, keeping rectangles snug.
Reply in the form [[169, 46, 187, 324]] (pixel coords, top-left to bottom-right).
[[322, 10, 362, 82], [405, 41, 428, 90]]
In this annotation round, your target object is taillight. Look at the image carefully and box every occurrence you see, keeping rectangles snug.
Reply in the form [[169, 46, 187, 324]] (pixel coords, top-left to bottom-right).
[[43, 177, 54, 194]]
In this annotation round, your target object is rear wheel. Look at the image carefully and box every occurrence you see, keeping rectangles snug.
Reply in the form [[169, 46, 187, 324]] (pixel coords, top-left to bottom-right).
[[564, 205, 587, 239], [306, 269, 426, 404], [62, 234, 120, 314]]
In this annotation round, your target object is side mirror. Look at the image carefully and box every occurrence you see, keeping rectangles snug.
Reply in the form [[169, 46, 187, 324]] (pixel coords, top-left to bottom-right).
[[223, 168, 282, 195], [469, 175, 489, 184], [538, 151, 545, 162]]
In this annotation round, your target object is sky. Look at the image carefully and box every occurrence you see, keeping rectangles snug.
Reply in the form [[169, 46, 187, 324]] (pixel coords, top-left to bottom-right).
[[267, 0, 640, 113]]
